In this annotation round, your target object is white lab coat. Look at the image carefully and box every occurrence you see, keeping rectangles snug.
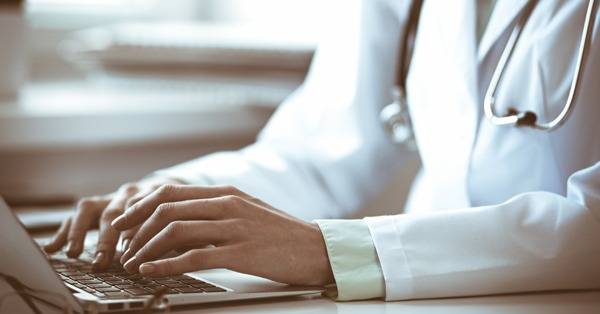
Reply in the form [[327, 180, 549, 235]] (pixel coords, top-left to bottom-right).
[[158, 0, 600, 300]]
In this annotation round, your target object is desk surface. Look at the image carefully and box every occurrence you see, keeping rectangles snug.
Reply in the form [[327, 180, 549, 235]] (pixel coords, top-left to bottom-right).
[[158, 290, 600, 314]]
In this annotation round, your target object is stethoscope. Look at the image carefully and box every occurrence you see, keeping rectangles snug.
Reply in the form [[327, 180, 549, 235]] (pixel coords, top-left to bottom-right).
[[380, 0, 598, 149]]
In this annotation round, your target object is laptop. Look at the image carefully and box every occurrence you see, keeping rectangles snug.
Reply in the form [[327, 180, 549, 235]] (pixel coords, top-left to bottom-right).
[[0, 198, 324, 313]]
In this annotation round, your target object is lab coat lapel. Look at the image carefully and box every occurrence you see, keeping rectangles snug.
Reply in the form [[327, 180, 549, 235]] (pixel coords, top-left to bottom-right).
[[408, 1, 479, 209], [434, 0, 479, 106], [478, 0, 531, 60]]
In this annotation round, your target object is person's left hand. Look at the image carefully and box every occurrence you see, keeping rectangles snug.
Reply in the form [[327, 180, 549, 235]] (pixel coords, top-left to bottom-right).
[[110, 184, 335, 286]]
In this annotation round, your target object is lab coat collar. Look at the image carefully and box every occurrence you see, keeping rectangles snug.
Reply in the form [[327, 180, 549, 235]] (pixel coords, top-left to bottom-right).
[[478, 0, 531, 61]]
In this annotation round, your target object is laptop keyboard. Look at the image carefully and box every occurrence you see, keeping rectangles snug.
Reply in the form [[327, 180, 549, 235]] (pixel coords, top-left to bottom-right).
[[51, 258, 227, 299]]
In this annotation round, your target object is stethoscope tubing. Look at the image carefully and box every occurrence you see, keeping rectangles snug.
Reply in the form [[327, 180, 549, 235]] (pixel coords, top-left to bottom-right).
[[483, 0, 597, 131]]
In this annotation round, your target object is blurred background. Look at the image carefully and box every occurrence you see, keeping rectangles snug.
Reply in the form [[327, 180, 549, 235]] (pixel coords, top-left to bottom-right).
[[0, 0, 418, 229]]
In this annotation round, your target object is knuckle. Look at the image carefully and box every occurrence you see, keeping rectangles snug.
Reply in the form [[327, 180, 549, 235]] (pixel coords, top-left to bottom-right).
[[77, 198, 96, 211], [223, 195, 245, 208], [221, 185, 240, 195], [125, 196, 142, 209], [187, 250, 204, 266], [165, 221, 185, 237], [157, 184, 176, 197], [155, 203, 175, 219]]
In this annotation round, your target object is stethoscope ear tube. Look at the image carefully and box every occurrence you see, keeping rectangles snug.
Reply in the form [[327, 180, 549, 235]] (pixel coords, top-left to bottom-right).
[[383, 0, 597, 146], [484, 0, 597, 131], [381, 0, 423, 147]]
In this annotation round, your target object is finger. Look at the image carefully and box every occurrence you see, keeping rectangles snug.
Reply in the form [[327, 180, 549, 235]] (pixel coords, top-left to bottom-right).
[[66, 197, 109, 258], [119, 186, 158, 255], [112, 185, 249, 230], [120, 226, 139, 253], [124, 184, 160, 211], [138, 248, 231, 277], [122, 198, 237, 263], [43, 217, 72, 254], [93, 184, 139, 271], [123, 220, 227, 273]]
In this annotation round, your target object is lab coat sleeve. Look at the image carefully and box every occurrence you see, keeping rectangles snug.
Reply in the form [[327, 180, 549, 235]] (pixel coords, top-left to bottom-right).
[[365, 161, 600, 301], [154, 0, 411, 220]]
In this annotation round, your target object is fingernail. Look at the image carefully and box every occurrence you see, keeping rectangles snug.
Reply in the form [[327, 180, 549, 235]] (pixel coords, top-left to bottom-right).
[[111, 215, 126, 228], [66, 241, 78, 257], [139, 263, 155, 275], [122, 239, 131, 252], [120, 248, 131, 264], [123, 256, 137, 271], [93, 251, 105, 265]]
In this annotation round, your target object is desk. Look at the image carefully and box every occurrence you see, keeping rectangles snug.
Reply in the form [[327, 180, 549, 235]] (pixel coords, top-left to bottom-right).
[[152, 290, 600, 314], [178, 290, 600, 314], [22, 285, 600, 314]]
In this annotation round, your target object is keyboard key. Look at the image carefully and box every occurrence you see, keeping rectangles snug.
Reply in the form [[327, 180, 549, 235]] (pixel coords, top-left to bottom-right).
[[78, 279, 103, 285], [96, 287, 122, 292], [176, 287, 204, 294], [104, 292, 131, 299], [146, 287, 175, 294], [163, 283, 189, 288], [130, 279, 153, 284], [51, 256, 231, 299], [179, 278, 201, 283], [70, 275, 93, 280], [92, 292, 106, 298], [125, 288, 152, 296], [104, 278, 126, 283]]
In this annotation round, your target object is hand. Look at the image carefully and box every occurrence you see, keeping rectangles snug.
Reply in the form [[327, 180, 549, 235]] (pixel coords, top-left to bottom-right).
[[111, 185, 335, 286], [43, 177, 184, 271]]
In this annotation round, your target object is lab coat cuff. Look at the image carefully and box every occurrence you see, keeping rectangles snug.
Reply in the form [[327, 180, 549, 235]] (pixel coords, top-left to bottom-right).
[[315, 219, 385, 301], [365, 215, 414, 300]]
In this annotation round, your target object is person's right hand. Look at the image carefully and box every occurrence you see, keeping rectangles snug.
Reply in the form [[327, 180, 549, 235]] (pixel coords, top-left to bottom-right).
[[43, 177, 183, 271]]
